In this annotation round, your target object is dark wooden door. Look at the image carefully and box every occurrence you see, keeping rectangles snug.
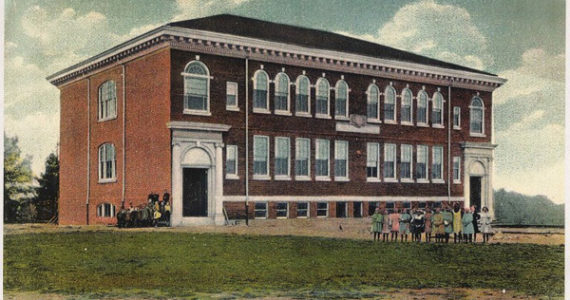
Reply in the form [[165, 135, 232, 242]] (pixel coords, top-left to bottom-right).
[[470, 176, 481, 210], [183, 168, 208, 217]]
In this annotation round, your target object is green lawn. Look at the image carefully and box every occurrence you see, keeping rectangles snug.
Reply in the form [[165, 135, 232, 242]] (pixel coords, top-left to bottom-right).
[[4, 232, 564, 298]]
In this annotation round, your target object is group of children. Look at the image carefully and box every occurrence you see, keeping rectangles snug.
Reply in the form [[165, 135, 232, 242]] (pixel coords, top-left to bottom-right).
[[370, 203, 493, 243]]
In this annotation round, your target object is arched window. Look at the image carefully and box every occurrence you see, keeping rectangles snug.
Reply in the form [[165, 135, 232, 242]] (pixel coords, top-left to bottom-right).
[[470, 97, 485, 135], [432, 92, 444, 126], [274, 72, 290, 113], [183, 61, 210, 113], [97, 203, 116, 218], [315, 78, 330, 117], [417, 90, 428, 125], [98, 143, 116, 181], [98, 80, 117, 121], [295, 75, 310, 115], [253, 70, 269, 111], [401, 88, 413, 124], [335, 80, 348, 118], [366, 84, 380, 120], [384, 85, 396, 122]]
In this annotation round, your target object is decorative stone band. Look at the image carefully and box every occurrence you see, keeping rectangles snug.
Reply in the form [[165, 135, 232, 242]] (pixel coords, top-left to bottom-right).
[[223, 196, 465, 202], [47, 26, 507, 91]]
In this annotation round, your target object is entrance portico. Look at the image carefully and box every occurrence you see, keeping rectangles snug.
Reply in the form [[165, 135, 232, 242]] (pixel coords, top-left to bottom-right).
[[461, 142, 496, 218], [169, 121, 231, 226]]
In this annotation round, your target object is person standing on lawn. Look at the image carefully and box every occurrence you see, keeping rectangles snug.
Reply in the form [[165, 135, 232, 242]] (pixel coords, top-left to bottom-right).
[[452, 203, 463, 243], [479, 206, 493, 243], [389, 208, 400, 242], [381, 209, 390, 242], [410, 209, 425, 242], [432, 208, 444, 243], [462, 207, 474, 243], [371, 207, 383, 242], [424, 208, 432, 243], [471, 205, 480, 243], [442, 206, 453, 243], [399, 208, 412, 242]]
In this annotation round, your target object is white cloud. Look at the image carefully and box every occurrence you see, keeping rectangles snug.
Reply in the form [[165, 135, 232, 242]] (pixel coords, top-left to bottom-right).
[[172, 0, 252, 21]]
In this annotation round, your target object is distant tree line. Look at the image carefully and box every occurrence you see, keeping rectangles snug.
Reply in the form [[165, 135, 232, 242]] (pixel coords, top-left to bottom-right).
[[494, 188, 564, 226]]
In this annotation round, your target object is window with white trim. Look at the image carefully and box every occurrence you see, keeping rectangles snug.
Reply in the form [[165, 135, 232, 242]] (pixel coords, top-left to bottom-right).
[[98, 143, 116, 182], [253, 136, 269, 177], [297, 202, 309, 218], [417, 90, 428, 125], [432, 92, 444, 126], [453, 106, 461, 129], [295, 75, 310, 115], [470, 97, 484, 135], [384, 85, 396, 122], [254, 202, 267, 218], [401, 88, 413, 124], [226, 81, 238, 110], [317, 202, 328, 217], [183, 61, 210, 114], [274, 72, 290, 113], [367, 84, 380, 121], [315, 78, 330, 117], [225, 145, 238, 179], [432, 146, 444, 181], [276, 202, 288, 218], [334, 140, 348, 179], [274, 137, 290, 178], [97, 203, 115, 218], [98, 81, 117, 121], [335, 80, 348, 118], [253, 70, 269, 111], [401, 144, 413, 181], [366, 143, 380, 180], [315, 139, 330, 179], [416, 145, 429, 181], [383, 143, 396, 180], [384, 144, 396, 180], [453, 156, 461, 183], [295, 138, 310, 178]]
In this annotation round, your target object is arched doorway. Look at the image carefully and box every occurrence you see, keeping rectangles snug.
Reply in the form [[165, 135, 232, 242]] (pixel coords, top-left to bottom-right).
[[181, 147, 212, 217]]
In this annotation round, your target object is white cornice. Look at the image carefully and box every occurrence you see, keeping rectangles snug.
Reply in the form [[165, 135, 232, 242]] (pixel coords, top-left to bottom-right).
[[168, 121, 231, 132]]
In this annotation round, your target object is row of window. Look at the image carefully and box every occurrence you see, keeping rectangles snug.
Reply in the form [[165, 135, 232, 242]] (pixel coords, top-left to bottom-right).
[[227, 137, 463, 183]]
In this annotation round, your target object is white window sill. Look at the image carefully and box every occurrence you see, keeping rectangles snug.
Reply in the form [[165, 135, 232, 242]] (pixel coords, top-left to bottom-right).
[[295, 175, 311, 181], [315, 114, 332, 119], [417, 179, 430, 184], [401, 121, 414, 126], [255, 216, 267, 220], [335, 116, 350, 121], [432, 179, 445, 184], [367, 119, 382, 124], [315, 176, 331, 181], [275, 110, 292, 116], [98, 116, 117, 122], [253, 175, 271, 180], [470, 133, 486, 137], [400, 178, 415, 183], [274, 175, 291, 181], [317, 215, 328, 218], [453, 126, 461, 130], [253, 108, 271, 114], [98, 178, 117, 184], [417, 123, 429, 127], [297, 216, 309, 219], [384, 178, 398, 183], [183, 109, 211, 116], [226, 106, 240, 112], [384, 119, 397, 124], [276, 216, 288, 219], [295, 112, 312, 118], [225, 174, 240, 180], [453, 180, 461, 184], [432, 124, 445, 129], [334, 177, 350, 182], [366, 178, 381, 183]]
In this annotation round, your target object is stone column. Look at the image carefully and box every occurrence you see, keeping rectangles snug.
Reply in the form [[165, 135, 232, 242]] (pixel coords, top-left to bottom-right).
[[214, 143, 225, 225], [171, 143, 183, 226]]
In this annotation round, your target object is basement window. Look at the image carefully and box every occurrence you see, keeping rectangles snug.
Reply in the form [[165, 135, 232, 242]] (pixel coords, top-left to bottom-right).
[[316, 202, 328, 217], [97, 203, 116, 218], [254, 202, 267, 219]]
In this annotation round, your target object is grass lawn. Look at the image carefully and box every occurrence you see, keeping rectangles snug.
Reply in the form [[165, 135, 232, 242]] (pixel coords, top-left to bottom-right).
[[4, 231, 564, 298]]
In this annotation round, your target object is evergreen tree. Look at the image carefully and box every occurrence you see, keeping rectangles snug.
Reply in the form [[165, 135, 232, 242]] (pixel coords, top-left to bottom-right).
[[35, 153, 59, 222], [4, 135, 35, 223]]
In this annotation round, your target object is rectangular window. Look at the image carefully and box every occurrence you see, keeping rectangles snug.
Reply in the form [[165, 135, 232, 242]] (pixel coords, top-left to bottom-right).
[[453, 156, 461, 183], [353, 202, 362, 218], [253, 136, 269, 178], [317, 202, 328, 217], [253, 89, 267, 109], [334, 140, 348, 179], [295, 138, 310, 178], [276, 202, 288, 218], [184, 77, 208, 111], [432, 146, 444, 181], [275, 137, 290, 178], [297, 202, 309, 218], [226, 82, 238, 110], [453, 106, 461, 129], [383, 143, 396, 180], [416, 145, 429, 181], [254, 202, 267, 218], [225, 145, 238, 179], [401, 144, 413, 181], [315, 139, 330, 179], [366, 143, 379, 180]]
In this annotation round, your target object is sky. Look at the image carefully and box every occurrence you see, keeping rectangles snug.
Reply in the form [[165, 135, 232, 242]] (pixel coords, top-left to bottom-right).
[[3, 0, 566, 203]]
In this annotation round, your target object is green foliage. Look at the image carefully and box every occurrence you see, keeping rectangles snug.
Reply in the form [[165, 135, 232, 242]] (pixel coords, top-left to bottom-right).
[[3, 232, 564, 297], [4, 134, 35, 223], [34, 153, 59, 221], [494, 189, 564, 225]]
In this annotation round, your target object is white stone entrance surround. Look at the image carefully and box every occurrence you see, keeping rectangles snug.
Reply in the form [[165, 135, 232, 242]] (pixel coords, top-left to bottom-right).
[[461, 142, 496, 218], [168, 121, 231, 226]]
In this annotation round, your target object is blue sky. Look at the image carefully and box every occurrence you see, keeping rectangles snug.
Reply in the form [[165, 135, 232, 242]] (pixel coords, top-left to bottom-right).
[[4, 0, 565, 203]]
